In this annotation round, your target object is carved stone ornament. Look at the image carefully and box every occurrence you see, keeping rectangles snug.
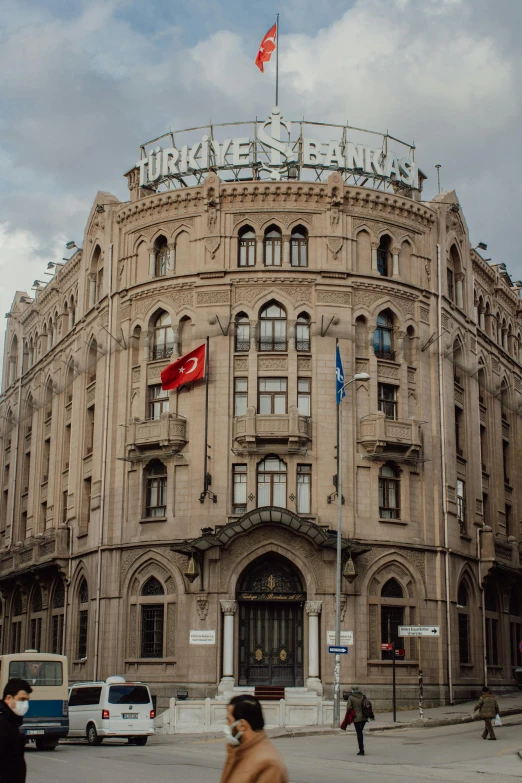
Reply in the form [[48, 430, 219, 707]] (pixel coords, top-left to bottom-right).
[[204, 236, 221, 258], [233, 212, 313, 229], [196, 290, 229, 305], [234, 284, 312, 305], [220, 599, 238, 615], [196, 593, 209, 620], [317, 290, 351, 306], [327, 237, 343, 258], [305, 600, 322, 616]]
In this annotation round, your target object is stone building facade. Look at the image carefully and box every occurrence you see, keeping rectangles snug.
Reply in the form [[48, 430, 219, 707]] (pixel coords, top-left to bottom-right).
[[1, 161, 522, 716]]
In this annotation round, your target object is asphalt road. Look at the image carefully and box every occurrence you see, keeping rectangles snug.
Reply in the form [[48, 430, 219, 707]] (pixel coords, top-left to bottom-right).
[[26, 716, 522, 783]]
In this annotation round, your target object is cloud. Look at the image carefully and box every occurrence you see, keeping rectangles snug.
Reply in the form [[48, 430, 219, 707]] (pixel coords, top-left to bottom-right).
[[0, 0, 520, 348]]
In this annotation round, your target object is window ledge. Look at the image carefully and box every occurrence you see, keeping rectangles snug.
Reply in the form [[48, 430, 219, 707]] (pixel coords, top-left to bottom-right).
[[124, 658, 176, 665], [459, 663, 474, 669], [140, 516, 167, 523], [368, 659, 417, 666], [460, 533, 472, 541], [379, 517, 407, 525]]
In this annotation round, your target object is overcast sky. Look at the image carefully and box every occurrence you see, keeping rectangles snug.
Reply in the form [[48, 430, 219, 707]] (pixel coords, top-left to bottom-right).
[[0, 0, 521, 326]]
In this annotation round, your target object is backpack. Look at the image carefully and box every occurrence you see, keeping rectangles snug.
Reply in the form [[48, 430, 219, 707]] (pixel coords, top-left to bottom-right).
[[361, 695, 374, 721]]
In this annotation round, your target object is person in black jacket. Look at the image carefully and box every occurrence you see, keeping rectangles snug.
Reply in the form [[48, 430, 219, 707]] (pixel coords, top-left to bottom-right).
[[0, 678, 33, 783]]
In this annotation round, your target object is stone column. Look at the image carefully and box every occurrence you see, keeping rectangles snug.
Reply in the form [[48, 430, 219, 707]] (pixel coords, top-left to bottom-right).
[[219, 600, 237, 694], [305, 601, 323, 695], [392, 248, 400, 277], [455, 273, 464, 309], [371, 243, 379, 271], [282, 234, 291, 267]]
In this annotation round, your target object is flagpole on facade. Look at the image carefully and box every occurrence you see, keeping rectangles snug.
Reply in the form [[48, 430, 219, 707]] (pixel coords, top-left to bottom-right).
[[275, 13, 279, 107], [203, 336, 210, 498], [334, 338, 342, 728]]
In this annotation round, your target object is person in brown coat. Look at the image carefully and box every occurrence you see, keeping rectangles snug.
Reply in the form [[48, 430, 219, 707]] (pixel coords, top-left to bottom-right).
[[220, 694, 288, 783], [473, 686, 499, 740]]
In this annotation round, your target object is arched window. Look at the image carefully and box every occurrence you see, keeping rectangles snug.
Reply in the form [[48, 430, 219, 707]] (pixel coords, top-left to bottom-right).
[[11, 588, 23, 654], [69, 296, 76, 329], [484, 583, 499, 666], [379, 463, 400, 519], [28, 337, 34, 369], [457, 581, 471, 664], [88, 245, 102, 307], [235, 313, 250, 353], [296, 313, 311, 352], [44, 379, 53, 422], [257, 456, 287, 507], [380, 578, 405, 659], [51, 580, 65, 655], [291, 226, 308, 267], [140, 577, 165, 658], [453, 338, 463, 384], [259, 302, 287, 352], [87, 338, 97, 384], [264, 225, 282, 267], [30, 585, 43, 651], [404, 326, 416, 365], [152, 311, 174, 361], [355, 316, 368, 357], [377, 234, 392, 277], [144, 460, 167, 518], [131, 325, 141, 366], [238, 226, 256, 267], [8, 335, 18, 385], [77, 578, 89, 659], [48, 317, 54, 349], [152, 235, 168, 277], [374, 311, 394, 360]]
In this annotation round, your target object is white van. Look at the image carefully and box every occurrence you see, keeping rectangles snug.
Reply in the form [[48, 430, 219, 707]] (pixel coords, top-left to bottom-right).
[[68, 676, 155, 745]]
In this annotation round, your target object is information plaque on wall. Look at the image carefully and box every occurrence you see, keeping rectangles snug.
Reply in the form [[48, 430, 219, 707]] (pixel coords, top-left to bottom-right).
[[189, 630, 216, 645]]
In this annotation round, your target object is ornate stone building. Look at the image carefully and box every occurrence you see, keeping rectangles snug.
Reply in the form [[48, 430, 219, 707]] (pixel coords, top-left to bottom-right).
[[1, 145, 522, 722]]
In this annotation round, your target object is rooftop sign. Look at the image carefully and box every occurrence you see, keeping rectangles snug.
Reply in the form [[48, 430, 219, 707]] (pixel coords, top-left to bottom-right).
[[136, 108, 417, 193]]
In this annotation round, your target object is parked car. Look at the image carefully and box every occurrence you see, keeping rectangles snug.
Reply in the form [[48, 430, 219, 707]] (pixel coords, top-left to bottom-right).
[[68, 675, 155, 745]]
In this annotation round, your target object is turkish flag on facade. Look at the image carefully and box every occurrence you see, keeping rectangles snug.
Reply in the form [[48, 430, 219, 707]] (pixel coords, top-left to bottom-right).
[[161, 344, 206, 391], [255, 23, 277, 72]]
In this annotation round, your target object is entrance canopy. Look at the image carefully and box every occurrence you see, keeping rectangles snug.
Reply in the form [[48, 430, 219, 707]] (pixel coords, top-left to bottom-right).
[[171, 506, 368, 556]]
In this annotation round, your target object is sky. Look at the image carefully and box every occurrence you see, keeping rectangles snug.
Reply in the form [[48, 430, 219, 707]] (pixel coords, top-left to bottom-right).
[[0, 0, 521, 326]]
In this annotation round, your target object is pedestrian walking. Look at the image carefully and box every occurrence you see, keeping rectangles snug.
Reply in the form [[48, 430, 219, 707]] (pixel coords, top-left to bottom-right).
[[345, 685, 374, 756], [0, 677, 33, 783], [220, 694, 288, 783], [473, 685, 499, 740]]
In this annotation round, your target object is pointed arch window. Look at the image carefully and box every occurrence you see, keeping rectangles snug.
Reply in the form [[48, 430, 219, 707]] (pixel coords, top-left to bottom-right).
[[140, 577, 165, 658], [291, 226, 308, 267], [152, 236, 169, 277], [379, 463, 400, 519], [377, 235, 392, 277], [145, 460, 167, 518], [296, 313, 311, 352], [152, 311, 174, 361], [11, 588, 23, 654], [257, 456, 287, 507], [374, 311, 394, 360], [235, 313, 250, 352], [238, 226, 256, 267], [30, 585, 43, 652], [259, 302, 287, 352], [264, 225, 282, 267], [51, 579, 65, 655], [380, 578, 404, 659], [457, 581, 471, 664], [78, 578, 89, 659]]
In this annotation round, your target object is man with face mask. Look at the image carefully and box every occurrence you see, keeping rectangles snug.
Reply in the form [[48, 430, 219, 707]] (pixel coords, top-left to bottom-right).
[[0, 678, 33, 783], [220, 695, 288, 783]]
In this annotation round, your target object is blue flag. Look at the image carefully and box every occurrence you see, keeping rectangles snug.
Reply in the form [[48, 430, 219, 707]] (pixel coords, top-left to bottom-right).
[[336, 344, 345, 404]]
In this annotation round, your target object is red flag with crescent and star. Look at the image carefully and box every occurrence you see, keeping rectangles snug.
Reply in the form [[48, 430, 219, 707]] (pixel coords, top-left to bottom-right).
[[161, 343, 206, 391], [255, 22, 277, 72]]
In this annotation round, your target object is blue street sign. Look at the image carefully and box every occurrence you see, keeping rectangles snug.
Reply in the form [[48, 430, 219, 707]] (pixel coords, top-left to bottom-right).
[[328, 646, 348, 654]]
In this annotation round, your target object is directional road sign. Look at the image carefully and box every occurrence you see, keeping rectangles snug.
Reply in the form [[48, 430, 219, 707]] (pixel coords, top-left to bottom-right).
[[328, 646, 348, 654], [398, 625, 440, 637], [381, 643, 393, 651]]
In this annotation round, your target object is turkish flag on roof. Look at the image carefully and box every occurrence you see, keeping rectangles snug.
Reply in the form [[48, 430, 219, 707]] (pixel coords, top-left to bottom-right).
[[161, 343, 206, 391], [255, 23, 277, 72]]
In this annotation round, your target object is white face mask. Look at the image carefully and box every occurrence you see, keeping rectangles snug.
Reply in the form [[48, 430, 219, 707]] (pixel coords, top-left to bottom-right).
[[223, 719, 242, 746], [12, 700, 29, 717]]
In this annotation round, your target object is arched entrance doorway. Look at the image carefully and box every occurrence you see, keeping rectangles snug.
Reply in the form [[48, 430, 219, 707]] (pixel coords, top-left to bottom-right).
[[237, 554, 306, 687]]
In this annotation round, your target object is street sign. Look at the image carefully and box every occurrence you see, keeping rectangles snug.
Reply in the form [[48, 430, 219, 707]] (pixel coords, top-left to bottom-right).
[[398, 625, 440, 637], [395, 649, 405, 656], [519, 641, 522, 653], [327, 630, 354, 646], [328, 646, 348, 654], [381, 643, 393, 651]]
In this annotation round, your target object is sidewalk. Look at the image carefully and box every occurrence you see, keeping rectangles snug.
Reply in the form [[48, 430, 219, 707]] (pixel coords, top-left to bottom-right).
[[268, 689, 522, 738]]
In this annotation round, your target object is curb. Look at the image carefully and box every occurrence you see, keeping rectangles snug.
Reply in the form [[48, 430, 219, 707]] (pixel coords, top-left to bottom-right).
[[268, 706, 522, 739]]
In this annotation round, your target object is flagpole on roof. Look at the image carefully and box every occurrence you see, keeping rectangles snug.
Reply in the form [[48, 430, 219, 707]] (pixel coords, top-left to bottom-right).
[[275, 13, 279, 107]]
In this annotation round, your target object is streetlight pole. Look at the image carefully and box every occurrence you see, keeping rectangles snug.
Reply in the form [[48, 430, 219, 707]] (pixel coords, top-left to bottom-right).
[[333, 369, 370, 728]]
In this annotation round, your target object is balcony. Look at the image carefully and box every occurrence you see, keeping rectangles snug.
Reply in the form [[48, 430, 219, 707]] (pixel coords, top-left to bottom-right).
[[233, 406, 311, 454], [126, 413, 187, 455], [0, 528, 70, 577], [359, 412, 422, 457]]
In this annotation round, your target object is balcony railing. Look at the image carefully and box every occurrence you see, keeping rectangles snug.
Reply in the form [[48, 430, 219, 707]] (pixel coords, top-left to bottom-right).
[[151, 346, 174, 361], [233, 406, 311, 453], [359, 412, 422, 456], [258, 340, 287, 352], [374, 349, 395, 361], [126, 413, 187, 452]]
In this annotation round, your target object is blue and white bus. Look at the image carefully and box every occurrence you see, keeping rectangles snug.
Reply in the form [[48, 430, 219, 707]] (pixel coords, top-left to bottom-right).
[[0, 652, 68, 749]]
